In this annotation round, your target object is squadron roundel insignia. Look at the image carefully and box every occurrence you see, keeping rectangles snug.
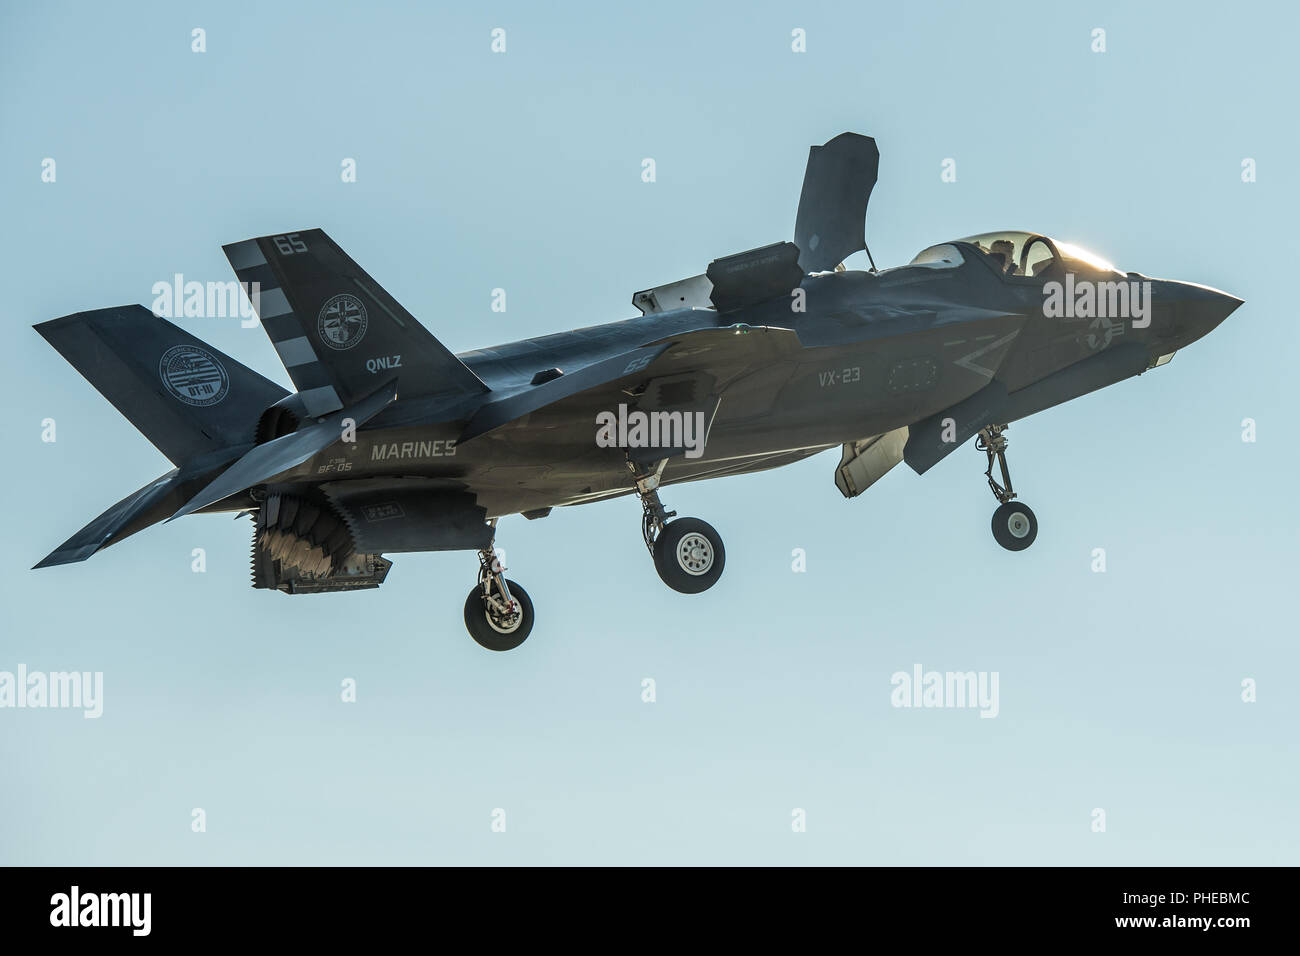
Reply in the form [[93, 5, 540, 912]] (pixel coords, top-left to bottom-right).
[[317, 293, 369, 351], [158, 345, 230, 407]]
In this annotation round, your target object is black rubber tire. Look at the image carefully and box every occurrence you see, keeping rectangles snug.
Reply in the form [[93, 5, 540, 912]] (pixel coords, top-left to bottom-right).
[[652, 518, 725, 594], [991, 501, 1038, 551], [464, 579, 534, 651]]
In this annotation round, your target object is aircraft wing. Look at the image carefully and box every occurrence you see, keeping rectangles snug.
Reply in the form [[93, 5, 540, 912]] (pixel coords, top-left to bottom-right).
[[459, 324, 801, 467], [459, 343, 674, 442], [793, 302, 1026, 349]]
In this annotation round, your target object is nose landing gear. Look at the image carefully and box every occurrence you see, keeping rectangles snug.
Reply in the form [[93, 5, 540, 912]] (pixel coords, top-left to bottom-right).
[[630, 459, 726, 593], [977, 424, 1038, 552]]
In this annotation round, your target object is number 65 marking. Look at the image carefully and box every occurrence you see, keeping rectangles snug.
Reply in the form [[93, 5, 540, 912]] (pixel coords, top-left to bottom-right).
[[273, 233, 308, 255], [622, 354, 652, 375]]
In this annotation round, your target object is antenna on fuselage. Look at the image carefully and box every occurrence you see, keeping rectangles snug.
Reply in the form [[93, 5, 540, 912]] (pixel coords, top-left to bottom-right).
[[863, 242, 878, 273]]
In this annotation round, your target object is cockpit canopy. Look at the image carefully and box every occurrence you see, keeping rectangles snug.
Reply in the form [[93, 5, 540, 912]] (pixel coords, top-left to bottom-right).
[[909, 231, 1118, 278]]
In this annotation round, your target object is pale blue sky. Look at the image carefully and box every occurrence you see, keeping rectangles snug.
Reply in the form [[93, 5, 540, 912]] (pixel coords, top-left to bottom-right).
[[1, 0, 1295, 864]]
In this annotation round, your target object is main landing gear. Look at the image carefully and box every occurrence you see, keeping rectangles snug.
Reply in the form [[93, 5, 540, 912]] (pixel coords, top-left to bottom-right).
[[461, 463, 725, 650], [463, 520, 535, 651], [977, 424, 1038, 552], [631, 459, 725, 593]]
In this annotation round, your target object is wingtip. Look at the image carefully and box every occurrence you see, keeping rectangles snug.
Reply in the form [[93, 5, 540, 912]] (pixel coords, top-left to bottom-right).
[[32, 541, 101, 569]]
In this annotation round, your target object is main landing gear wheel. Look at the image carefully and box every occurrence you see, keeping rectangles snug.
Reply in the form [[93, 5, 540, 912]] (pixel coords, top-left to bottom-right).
[[653, 518, 726, 594], [991, 501, 1037, 552], [464, 579, 534, 651], [464, 525, 534, 651], [630, 458, 726, 594], [977, 423, 1039, 552]]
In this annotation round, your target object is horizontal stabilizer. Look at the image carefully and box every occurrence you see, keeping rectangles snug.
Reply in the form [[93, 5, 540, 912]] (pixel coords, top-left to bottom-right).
[[168, 380, 399, 521], [34, 470, 194, 568]]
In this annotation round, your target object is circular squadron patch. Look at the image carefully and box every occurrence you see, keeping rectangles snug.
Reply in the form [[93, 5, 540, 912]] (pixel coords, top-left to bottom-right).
[[158, 345, 230, 407], [317, 293, 369, 350]]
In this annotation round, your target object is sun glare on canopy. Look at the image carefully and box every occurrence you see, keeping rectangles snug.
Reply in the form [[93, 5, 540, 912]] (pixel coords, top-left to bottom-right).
[[1053, 241, 1117, 272], [916, 232, 1120, 276]]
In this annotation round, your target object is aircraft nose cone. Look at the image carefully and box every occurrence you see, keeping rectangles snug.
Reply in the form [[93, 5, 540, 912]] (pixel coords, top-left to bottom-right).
[[1176, 282, 1244, 329], [1149, 280, 1243, 354], [1217, 290, 1244, 320]]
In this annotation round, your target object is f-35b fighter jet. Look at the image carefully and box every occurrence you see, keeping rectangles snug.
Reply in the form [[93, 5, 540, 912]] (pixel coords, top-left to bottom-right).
[[34, 133, 1242, 650]]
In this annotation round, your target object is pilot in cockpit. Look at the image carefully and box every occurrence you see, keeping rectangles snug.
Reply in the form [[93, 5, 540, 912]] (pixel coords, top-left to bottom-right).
[[989, 239, 1019, 276]]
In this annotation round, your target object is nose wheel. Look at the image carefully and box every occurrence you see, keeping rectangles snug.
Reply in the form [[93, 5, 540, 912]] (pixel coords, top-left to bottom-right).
[[464, 524, 535, 651], [977, 424, 1038, 552], [631, 459, 726, 593]]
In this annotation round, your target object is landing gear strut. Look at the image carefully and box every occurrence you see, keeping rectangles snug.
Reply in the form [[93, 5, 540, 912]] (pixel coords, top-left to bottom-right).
[[976, 424, 1038, 552], [463, 520, 534, 651], [630, 459, 726, 593]]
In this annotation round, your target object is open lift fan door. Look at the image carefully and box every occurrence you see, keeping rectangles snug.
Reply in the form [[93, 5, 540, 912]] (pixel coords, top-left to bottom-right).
[[794, 132, 879, 273]]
